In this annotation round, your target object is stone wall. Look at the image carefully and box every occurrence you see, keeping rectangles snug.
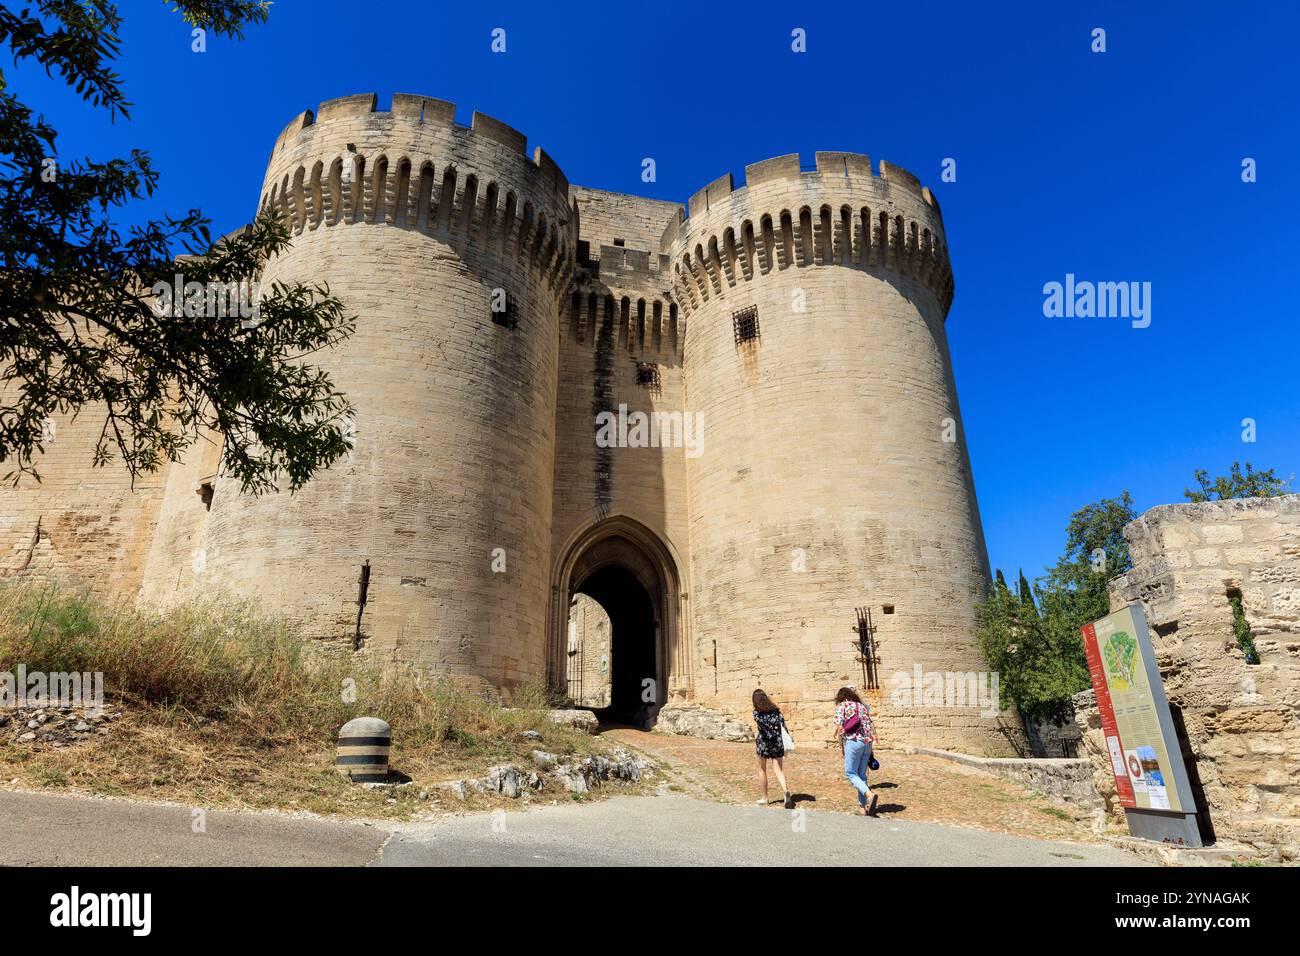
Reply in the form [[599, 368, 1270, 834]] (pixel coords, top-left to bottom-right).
[[1073, 495, 1300, 858], [914, 748, 1100, 806], [571, 186, 680, 258], [566, 593, 611, 708], [0, 406, 169, 599], [1027, 718, 1083, 758]]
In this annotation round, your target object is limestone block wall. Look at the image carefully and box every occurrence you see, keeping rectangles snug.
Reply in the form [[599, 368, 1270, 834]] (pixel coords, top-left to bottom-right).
[[136, 427, 223, 607], [571, 187, 681, 257], [552, 240, 688, 563], [1075, 495, 1300, 857], [0, 406, 168, 599], [664, 152, 1010, 753], [566, 592, 611, 707]]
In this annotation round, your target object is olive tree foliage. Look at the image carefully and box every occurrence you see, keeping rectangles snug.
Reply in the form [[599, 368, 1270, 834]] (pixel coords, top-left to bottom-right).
[[1, 1, 356, 493], [1184, 462, 1290, 503]]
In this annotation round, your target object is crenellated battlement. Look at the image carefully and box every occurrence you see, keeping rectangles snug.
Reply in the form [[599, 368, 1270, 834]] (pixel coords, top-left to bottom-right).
[[268, 93, 568, 192], [563, 283, 683, 361], [257, 100, 957, 316], [662, 151, 953, 316], [259, 93, 575, 295]]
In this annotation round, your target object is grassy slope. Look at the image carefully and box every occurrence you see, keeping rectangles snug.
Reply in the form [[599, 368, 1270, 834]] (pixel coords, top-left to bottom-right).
[[0, 583, 618, 818]]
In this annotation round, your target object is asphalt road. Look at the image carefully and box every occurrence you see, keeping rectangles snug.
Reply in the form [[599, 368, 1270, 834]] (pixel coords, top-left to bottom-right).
[[0, 789, 387, 866], [0, 789, 1144, 867]]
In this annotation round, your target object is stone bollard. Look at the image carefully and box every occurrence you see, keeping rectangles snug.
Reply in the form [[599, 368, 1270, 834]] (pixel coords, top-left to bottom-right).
[[335, 717, 391, 783]]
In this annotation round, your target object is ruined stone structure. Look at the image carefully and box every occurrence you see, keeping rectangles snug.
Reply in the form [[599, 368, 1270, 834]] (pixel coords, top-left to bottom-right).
[[566, 593, 611, 709], [1073, 495, 1300, 859], [1, 93, 1011, 752]]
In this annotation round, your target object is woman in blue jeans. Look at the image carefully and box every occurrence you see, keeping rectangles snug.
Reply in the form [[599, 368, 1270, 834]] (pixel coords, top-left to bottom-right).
[[834, 686, 878, 817]]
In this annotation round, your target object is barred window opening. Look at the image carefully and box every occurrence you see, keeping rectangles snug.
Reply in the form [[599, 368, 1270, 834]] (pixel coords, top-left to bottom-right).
[[636, 361, 660, 391], [732, 305, 759, 346]]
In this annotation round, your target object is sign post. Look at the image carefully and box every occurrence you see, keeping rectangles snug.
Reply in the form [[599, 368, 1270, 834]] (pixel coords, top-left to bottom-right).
[[1080, 604, 1203, 846]]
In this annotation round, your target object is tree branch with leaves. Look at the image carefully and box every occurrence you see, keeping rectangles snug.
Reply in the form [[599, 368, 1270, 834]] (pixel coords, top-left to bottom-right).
[[1184, 462, 1291, 503], [1, 0, 354, 494]]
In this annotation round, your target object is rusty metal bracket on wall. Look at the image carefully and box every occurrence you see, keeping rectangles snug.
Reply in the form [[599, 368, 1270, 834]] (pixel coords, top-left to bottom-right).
[[853, 605, 880, 690], [353, 560, 371, 651]]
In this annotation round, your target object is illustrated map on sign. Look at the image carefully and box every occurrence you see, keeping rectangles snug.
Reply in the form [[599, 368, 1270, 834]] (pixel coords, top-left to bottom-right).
[[1102, 630, 1139, 690]]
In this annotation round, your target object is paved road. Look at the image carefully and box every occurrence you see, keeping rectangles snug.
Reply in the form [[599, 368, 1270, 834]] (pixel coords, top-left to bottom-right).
[[0, 789, 1143, 867], [378, 795, 1143, 866], [0, 790, 387, 866]]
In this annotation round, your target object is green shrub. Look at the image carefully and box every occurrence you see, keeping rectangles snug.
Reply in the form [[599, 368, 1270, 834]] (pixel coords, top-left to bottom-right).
[[1229, 593, 1261, 665]]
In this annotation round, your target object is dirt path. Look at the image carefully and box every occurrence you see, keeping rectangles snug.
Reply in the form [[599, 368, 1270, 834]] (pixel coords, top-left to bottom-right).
[[603, 727, 1106, 843]]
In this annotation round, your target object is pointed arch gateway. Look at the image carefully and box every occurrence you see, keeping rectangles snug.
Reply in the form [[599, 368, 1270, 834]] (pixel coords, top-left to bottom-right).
[[547, 515, 689, 724]]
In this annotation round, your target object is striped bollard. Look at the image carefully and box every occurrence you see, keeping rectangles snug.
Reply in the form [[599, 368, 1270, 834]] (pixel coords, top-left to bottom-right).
[[336, 717, 391, 783]]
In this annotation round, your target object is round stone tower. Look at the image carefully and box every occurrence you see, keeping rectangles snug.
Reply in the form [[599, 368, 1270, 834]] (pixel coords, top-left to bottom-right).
[[664, 152, 1001, 750], [199, 93, 574, 688]]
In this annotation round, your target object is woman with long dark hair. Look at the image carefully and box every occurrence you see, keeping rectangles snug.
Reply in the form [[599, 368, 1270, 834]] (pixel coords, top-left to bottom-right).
[[752, 688, 794, 808], [834, 686, 878, 816]]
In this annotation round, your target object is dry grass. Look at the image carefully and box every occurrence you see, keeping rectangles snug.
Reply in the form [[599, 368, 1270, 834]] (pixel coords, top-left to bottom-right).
[[0, 582, 619, 818]]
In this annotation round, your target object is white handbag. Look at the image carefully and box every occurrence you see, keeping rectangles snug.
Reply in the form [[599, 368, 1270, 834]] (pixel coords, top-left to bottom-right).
[[780, 718, 796, 752]]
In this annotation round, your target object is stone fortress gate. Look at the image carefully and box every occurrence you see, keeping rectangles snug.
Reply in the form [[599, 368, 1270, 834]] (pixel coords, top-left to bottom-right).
[[2, 93, 1014, 753]]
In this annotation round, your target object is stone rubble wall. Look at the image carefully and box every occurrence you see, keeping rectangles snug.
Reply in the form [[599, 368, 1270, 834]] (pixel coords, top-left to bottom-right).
[[439, 746, 652, 800], [1073, 495, 1300, 859], [912, 747, 1100, 807]]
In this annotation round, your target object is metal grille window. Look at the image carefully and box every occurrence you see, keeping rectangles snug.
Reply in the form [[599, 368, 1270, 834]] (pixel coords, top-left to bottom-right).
[[635, 362, 660, 391], [732, 305, 759, 345], [491, 290, 518, 329]]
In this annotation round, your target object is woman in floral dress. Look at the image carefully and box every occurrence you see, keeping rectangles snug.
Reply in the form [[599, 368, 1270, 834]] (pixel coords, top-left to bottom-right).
[[752, 689, 794, 809], [834, 686, 879, 817]]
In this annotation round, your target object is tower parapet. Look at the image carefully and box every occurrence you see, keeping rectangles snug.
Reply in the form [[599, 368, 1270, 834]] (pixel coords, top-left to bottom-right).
[[662, 152, 952, 318], [260, 93, 575, 296]]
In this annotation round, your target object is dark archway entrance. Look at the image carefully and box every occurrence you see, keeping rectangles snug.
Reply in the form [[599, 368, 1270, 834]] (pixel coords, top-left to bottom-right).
[[549, 515, 687, 728], [575, 565, 658, 722]]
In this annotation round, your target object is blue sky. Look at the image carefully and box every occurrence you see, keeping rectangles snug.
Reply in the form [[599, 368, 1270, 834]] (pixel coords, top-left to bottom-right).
[[9, 1, 1297, 580]]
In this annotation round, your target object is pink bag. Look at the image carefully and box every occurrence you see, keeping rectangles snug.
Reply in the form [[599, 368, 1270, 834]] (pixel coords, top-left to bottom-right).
[[841, 702, 864, 734]]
